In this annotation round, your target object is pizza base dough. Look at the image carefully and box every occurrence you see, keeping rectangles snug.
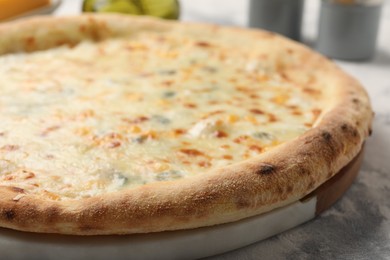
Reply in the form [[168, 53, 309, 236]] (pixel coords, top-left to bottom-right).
[[0, 15, 372, 235]]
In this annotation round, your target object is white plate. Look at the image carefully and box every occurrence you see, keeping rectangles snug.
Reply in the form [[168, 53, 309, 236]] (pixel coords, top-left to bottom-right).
[[0, 197, 316, 260]]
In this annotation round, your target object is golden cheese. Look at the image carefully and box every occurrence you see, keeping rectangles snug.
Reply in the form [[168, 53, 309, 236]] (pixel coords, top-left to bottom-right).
[[0, 32, 321, 200]]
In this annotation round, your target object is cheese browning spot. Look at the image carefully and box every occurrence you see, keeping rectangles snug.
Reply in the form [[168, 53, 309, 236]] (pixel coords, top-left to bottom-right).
[[195, 41, 212, 48], [249, 145, 263, 153], [213, 130, 228, 138], [250, 109, 265, 115], [180, 149, 204, 157], [198, 161, 212, 168]]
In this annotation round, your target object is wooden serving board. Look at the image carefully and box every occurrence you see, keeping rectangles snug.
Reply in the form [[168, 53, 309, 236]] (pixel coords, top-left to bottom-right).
[[302, 147, 364, 215], [0, 149, 364, 260]]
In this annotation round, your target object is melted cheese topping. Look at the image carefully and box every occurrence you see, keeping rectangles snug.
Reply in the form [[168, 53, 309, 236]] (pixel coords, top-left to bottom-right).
[[0, 33, 322, 200]]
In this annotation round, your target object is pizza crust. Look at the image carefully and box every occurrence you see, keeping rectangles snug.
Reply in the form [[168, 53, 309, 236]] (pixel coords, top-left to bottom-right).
[[0, 14, 372, 235]]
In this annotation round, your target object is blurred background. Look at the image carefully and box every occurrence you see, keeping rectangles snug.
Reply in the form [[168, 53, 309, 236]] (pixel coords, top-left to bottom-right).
[[0, 1, 390, 259], [1, 1, 388, 47]]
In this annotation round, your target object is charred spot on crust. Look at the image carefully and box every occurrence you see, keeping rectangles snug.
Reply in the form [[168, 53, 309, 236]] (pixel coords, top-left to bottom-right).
[[321, 131, 332, 142], [352, 128, 359, 138], [286, 185, 293, 193], [256, 164, 275, 175], [352, 98, 360, 104], [368, 128, 373, 136], [340, 123, 359, 138], [299, 167, 311, 176], [4, 209, 15, 220]]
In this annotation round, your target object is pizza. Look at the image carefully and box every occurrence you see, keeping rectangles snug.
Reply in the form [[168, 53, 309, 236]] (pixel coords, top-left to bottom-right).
[[0, 14, 372, 235]]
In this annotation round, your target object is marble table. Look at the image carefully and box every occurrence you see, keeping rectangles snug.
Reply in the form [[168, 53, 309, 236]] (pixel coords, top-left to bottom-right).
[[54, 1, 390, 259]]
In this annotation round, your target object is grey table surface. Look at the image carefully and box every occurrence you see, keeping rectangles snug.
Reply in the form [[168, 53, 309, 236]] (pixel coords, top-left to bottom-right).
[[56, 1, 390, 259]]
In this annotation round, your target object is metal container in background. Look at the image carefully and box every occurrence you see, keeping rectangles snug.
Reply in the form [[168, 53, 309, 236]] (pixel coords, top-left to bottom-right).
[[248, 0, 304, 41], [317, 0, 383, 60]]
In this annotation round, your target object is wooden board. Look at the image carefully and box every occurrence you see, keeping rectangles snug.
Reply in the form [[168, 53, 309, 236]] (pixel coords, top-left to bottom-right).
[[302, 146, 364, 215], [0, 149, 364, 259]]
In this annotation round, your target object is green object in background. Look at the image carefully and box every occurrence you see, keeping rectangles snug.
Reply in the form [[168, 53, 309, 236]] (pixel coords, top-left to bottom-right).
[[82, 0, 180, 20]]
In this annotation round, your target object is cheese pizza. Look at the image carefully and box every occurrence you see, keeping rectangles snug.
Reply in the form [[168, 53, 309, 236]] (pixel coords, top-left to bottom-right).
[[0, 15, 372, 235]]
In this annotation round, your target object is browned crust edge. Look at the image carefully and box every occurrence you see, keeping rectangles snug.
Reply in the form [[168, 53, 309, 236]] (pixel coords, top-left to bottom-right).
[[0, 14, 373, 235]]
